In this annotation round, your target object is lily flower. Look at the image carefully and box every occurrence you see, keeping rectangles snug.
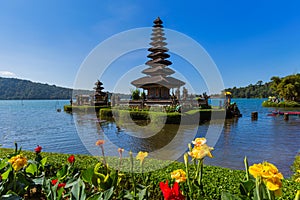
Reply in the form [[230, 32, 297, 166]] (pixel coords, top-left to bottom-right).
[[160, 180, 185, 200]]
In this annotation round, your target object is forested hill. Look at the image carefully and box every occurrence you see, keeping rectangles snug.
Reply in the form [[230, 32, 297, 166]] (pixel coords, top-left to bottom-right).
[[226, 73, 300, 99], [225, 81, 274, 98], [0, 77, 72, 100]]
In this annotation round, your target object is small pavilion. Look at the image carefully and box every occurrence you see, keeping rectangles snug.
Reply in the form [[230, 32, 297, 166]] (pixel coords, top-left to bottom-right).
[[131, 17, 185, 101], [93, 80, 108, 106]]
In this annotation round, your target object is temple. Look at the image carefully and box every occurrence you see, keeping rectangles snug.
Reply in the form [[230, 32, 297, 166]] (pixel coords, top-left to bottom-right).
[[93, 80, 108, 106], [131, 17, 185, 101], [73, 80, 108, 106]]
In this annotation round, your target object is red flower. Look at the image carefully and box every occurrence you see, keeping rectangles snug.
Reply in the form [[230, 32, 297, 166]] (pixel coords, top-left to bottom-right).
[[34, 145, 42, 153], [67, 155, 75, 164], [160, 180, 185, 200], [51, 179, 66, 188]]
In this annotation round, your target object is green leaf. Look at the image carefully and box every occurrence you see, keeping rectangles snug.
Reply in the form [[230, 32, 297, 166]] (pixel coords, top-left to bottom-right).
[[103, 187, 114, 200], [32, 176, 44, 185], [56, 164, 68, 179], [239, 180, 255, 196], [0, 159, 8, 170], [81, 167, 94, 184], [92, 174, 99, 187], [57, 187, 64, 200], [221, 192, 243, 200], [1, 193, 22, 200], [16, 172, 32, 187], [1, 166, 12, 180], [70, 178, 86, 200], [124, 190, 134, 199], [25, 163, 38, 175], [138, 187, 148, 200], [86, 192, 103, 200], [41, 157, 48, 167]]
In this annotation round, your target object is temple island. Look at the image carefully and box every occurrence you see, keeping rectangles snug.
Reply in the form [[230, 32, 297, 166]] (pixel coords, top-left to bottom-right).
[[64, 17, 241, 120]]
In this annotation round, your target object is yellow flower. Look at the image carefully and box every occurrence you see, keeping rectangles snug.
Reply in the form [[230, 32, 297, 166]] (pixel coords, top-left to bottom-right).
[[192, 138, 207, 147], [261, 162, 281, 179], [136, 151, 148, 164], [249, 162, 283, 180], [8, 154, 27, 171], [188, 144, 214, 160], [249, 163, 263, 178], [265, 177, 282, 191], [295, 177, 300, 183], [249, 161, 283, 195], [171, 169, 186, 183]]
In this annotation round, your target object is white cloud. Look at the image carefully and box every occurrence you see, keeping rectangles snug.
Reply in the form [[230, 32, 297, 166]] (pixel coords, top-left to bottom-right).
[[0, 71, 16, 77]]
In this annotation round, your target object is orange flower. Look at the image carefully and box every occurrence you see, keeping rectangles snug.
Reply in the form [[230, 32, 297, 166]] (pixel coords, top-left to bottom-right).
[[95, 140, 105, 146], [192, 137, 207, 147]]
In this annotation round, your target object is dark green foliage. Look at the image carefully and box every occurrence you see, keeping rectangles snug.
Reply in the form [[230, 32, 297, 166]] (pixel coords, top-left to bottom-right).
[[225, 81, 274, 98], [100, 108, 226, 124], [63, 105, 109, 112], [270, 74, 300, 101], [226, 74, 300, 101], [131, 89, 140, 100], [0, 77, 72, 100]]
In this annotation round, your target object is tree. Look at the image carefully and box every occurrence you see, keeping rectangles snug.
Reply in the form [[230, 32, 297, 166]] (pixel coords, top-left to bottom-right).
[[131, 88, 140, 100], [275, 74, 300, 101], [256, 80, 263, 86]]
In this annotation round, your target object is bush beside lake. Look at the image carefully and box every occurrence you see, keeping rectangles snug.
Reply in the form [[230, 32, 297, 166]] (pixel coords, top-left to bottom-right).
[[99, 108, 226, 124], [0, 146, 299, 199], [262, 100, 300, 107]]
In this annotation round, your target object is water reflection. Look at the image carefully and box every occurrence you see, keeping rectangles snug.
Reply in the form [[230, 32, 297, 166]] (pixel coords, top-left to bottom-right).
[[224, 118, 239, 134], [106, 121, 181, 152], [73, 112, 204, 172]]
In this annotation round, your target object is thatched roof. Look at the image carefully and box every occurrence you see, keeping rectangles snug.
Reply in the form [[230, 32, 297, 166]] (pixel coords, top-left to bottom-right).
[[142, 66, 175, 75], [131, 75, 185, 89]]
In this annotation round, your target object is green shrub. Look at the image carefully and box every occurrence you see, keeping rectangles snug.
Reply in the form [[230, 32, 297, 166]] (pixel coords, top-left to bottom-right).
[[292, 153, 300, 183], [262, 100, 300, 107]]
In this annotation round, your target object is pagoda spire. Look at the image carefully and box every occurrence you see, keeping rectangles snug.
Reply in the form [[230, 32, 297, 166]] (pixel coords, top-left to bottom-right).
[[131, 17, 185, 100], [143, 17, 173, 74]]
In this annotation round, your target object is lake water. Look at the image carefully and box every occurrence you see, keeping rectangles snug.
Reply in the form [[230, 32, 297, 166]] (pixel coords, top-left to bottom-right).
[[0, 99, 299, 176]]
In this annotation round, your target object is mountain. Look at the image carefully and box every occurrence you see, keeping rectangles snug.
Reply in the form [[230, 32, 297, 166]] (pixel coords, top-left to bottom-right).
[[0, 77, 73, 100]]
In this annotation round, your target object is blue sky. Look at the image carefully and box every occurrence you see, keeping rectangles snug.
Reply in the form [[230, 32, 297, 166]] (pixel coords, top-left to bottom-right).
[[0, 1, 300, 94]]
